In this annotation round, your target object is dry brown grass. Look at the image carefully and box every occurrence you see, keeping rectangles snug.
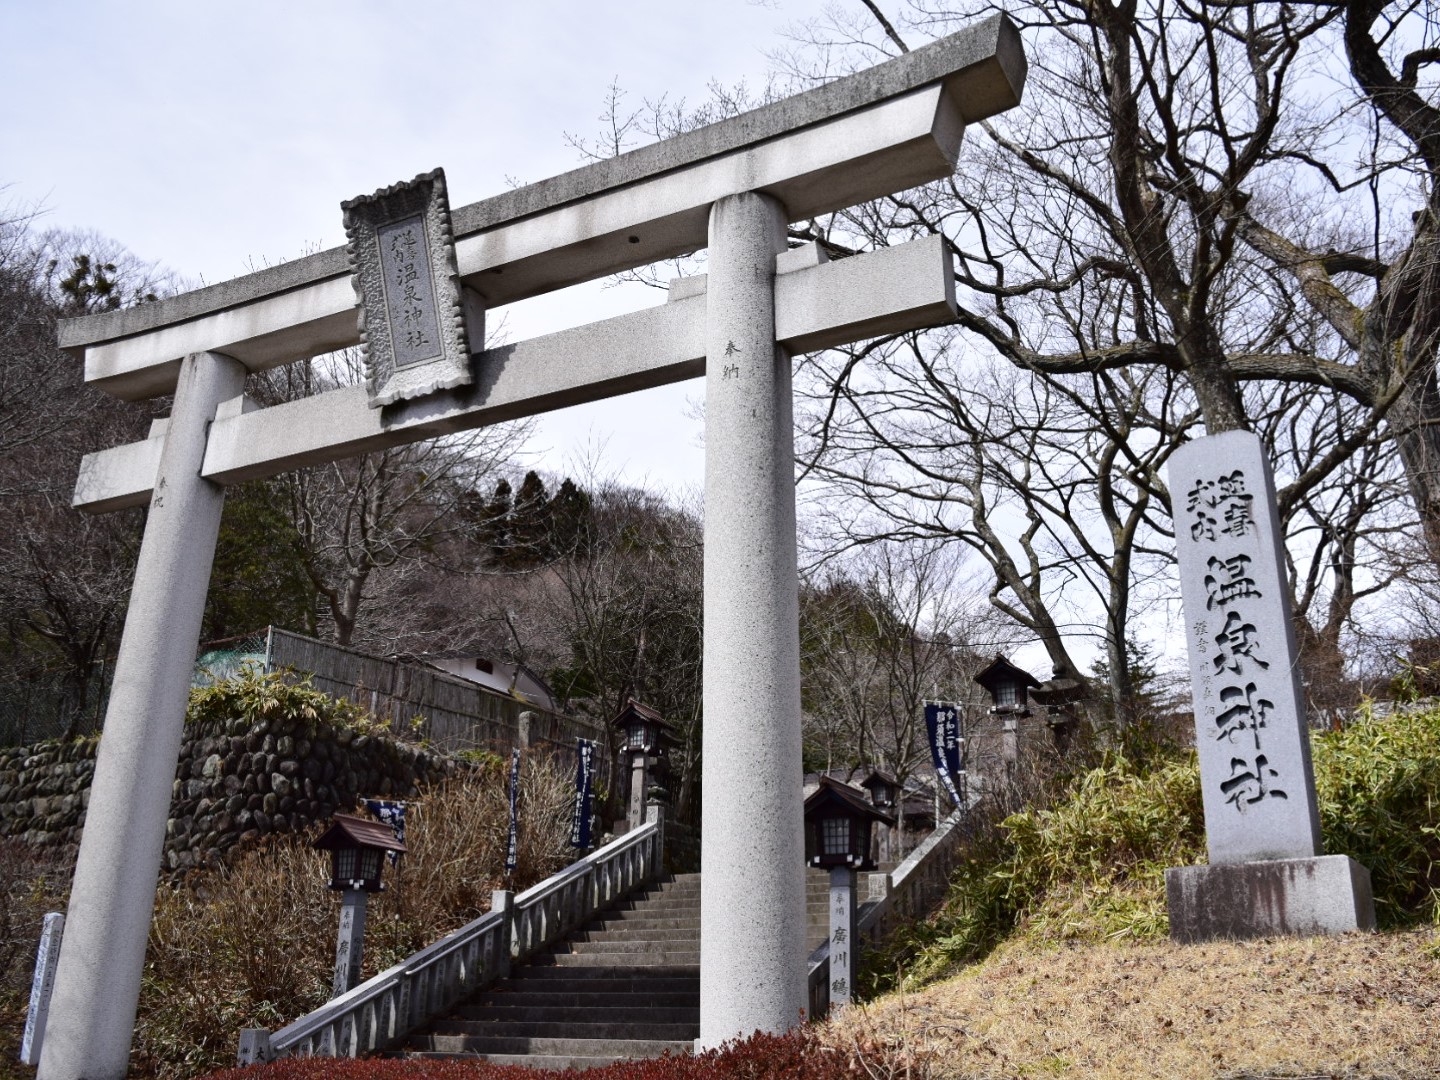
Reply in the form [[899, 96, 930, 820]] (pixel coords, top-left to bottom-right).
[[0, 839, 74, 1079], [134, 751, 577, 1078], [828, 930, 1440, 1079]]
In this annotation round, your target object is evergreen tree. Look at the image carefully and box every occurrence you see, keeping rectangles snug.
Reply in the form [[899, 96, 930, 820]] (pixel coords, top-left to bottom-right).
[[478, 478, 513, 568], [202, 480, 317, 641], [547, 478, 595, 558], [509, 470, 552, 567]]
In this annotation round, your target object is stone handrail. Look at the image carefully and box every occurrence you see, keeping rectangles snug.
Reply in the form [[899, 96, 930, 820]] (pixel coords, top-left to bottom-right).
[[857, 810, 964, 942], [805, 809, 967, 1022], [805, 939, 831, 1022], [237, 819, 663, 1062]]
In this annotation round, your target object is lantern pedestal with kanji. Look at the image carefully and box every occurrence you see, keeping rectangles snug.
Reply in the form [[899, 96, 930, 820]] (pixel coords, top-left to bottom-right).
[[313, 813, 406, 998], [804, 777, 893, 1009]]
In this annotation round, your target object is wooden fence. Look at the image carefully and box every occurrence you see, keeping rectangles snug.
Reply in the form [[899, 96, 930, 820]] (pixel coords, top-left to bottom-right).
[[265, 629, 607, 759]]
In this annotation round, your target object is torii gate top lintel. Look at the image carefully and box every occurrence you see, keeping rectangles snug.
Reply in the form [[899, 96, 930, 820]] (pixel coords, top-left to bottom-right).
[[59, 13, 1025, 402]]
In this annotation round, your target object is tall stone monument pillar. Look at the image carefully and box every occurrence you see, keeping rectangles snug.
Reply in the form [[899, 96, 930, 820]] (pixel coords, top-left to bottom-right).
[[1165, 430, 1375, 942], [699, 191, 807, 1045], [39, 352, 245, 1080]]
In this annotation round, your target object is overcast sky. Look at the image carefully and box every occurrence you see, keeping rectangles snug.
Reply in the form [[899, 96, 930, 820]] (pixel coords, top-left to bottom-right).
[[1, 0, 850, 493], [1, 1, 1101, 676]]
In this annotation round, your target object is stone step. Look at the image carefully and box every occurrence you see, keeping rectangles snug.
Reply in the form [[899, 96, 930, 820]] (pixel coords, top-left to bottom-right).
[[498, 977, 698, 993], [581, 915, 699, 933], [406, 1059, 662, 1077], [562, 938, 698, 954], [480, 995, 698, 1012], [584, 915, 696, 933], [424, 1020, 699, 1041], [456, 1004, 700, 1024], [483, 1055, 654, 1069], [611, 898, 699, 912], [535, 956, 702, 973], [506, 965, 699, 985], [410, 1035, 694, 1057], [633, 881, 699, 898], [584, 920, 701, 936], [477, 991, 699, 1011], [578, 927, 699, 943]]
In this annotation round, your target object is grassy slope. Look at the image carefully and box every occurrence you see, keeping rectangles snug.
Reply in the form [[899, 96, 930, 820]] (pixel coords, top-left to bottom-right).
[[831, 702, 1440, 1079], [832, 930, 1440, 1079]]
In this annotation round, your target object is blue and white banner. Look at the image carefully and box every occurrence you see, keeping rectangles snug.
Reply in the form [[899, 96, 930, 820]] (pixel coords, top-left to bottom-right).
[[363, 798, 407, 865], [505, 748, 521, 873], [570, 738, 597, 849], [924, 701, 965, 809]]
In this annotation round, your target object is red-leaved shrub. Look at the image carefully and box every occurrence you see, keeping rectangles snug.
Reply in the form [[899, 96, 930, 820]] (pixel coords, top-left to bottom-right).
[[194, 1025, 914, 1080]]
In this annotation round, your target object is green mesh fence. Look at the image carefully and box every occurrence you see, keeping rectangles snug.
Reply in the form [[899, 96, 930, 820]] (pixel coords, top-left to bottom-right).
[[193, 629, 271, 687]]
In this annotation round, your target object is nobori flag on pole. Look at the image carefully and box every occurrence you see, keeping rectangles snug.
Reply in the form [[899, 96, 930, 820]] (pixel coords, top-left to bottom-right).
[[505, 748, 521, 873], [924, 701, 965, 809], [571, 738, 597, 850]]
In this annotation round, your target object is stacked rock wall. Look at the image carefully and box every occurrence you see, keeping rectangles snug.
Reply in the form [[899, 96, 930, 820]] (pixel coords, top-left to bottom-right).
[[0, 713, 457, 872]]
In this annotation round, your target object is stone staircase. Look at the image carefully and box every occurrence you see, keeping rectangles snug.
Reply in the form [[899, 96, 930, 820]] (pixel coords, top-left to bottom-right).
[[396, 870, 843, 1068], [398, 873, 702, 1068]]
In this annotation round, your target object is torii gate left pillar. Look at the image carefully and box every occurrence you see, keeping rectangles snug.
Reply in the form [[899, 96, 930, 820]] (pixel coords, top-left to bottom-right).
[[700, 191, 806, 1038], [40, 18, 1024, 1076]]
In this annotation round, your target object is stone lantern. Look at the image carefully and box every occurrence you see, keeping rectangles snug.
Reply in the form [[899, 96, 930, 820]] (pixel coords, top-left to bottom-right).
[[804, 777, 894, 1010], [1029, 668, 1086, 752], [858, 769, 898, 811], [974, 656, 1040, 770], [858, 768, 900, 865], [974, 655, 1039, 716], [611, 699, 674, 832], [313, 813, 406, 997]]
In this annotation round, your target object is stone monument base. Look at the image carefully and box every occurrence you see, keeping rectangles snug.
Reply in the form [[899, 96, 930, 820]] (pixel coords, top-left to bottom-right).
[[1166, 855, 1376, 944]]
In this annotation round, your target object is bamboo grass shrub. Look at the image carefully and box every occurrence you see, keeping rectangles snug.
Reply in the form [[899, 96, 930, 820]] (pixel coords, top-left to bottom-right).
[[872, 701, 1440, 994]]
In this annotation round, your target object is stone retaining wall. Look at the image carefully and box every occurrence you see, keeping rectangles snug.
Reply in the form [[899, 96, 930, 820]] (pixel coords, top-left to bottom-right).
[[0, 713, 458, 872]]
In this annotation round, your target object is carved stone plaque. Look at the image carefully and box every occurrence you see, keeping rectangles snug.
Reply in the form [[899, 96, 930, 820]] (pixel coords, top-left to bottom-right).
[[342, 168, 473, 408], [1169, 430, 1322, 865]]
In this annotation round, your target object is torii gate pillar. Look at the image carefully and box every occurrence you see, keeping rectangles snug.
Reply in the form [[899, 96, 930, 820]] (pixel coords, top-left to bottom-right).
[[38, 352, 246, 1080], [700, 192, 806, 1041]]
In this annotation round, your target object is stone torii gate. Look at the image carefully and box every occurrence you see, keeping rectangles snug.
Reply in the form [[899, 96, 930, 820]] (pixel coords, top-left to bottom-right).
[[38, 17, 1024, 1078]]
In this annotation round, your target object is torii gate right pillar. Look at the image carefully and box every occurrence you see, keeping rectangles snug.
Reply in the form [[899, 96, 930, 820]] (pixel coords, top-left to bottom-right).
[[699, 191, 807, 1044]]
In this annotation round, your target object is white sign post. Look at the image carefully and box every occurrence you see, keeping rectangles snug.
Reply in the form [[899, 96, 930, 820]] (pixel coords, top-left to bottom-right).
[[20, 913, 64, 1066], [1166, 430, 1375, 941]]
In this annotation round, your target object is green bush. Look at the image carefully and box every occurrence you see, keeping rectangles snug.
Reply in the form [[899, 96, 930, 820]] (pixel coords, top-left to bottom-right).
[[188, 664, 377, 734], [1313, 703, 1440, 925]]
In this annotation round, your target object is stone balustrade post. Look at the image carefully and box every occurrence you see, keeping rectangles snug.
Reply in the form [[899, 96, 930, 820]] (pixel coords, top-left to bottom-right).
[[865, 871, 892, 904], [646, 798, 667, 874], [237, 1029, 272, 1065], [491, 890, 514, 976]]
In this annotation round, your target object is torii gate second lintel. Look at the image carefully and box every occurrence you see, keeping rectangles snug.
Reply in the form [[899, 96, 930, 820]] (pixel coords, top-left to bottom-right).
[[38, 16, 1025, 1080]]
